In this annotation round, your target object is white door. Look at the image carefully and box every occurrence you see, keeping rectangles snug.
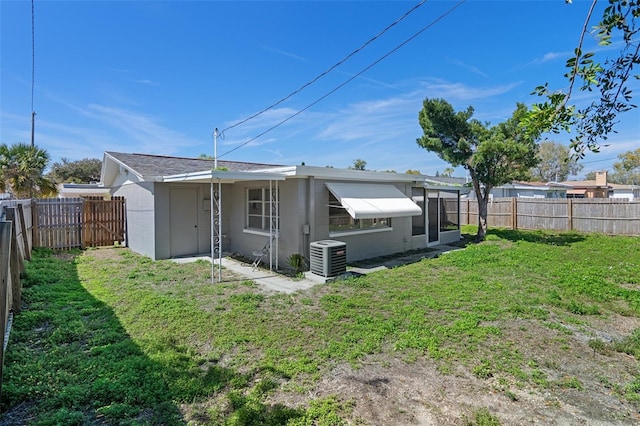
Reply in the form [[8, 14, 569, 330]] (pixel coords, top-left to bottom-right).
[[170, 187, 199, 257]]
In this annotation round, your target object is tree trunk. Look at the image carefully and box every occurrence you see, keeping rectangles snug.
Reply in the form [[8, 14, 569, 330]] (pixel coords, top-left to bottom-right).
[[469, 170, 489, 242], [476, 195, 488, 242]]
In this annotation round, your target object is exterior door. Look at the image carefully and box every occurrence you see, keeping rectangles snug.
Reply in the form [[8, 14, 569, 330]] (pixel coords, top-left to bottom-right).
[[170, 187, 199, 257], [427, 191, 439, 244]]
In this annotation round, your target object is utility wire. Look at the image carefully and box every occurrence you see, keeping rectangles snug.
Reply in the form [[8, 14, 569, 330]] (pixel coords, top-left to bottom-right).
[[219, 0, 466, 159], [220, 0, 428, 134], [581, 156, 616, 164]]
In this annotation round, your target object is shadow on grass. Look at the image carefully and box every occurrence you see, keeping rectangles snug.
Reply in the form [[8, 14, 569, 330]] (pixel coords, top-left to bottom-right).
[[487, 228, 586, 246], [0, 249, 306, 425], [461, 225, 586, 247]]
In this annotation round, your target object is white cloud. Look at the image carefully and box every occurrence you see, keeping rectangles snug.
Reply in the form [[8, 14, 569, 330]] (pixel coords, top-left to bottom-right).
[[133, 79, 158, 86], [417, 80, 521, 101], [447, 58, 489, 78], [536, 51, 566, 64], [84, 104, 202, 155], [259, 45, 309, 62]]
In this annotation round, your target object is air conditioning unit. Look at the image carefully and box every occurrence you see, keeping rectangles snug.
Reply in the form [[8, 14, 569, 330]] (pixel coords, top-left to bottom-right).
[[310, 240, 347, 277]]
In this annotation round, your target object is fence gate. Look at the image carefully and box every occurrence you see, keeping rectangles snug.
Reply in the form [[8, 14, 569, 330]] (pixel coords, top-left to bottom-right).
[[83, 196, 126, 247], [33, 197, 126, 249]]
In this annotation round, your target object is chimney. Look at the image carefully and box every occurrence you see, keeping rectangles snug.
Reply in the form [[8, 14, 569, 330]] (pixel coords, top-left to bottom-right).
[[595, 171, 608, 187]]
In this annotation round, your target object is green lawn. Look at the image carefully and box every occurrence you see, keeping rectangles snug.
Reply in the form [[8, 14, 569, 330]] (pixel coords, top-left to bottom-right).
[[1, 226, 639, 425]]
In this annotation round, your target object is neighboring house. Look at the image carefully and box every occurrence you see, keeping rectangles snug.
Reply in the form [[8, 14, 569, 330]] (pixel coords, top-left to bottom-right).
[[608, 183, 640, 201], [424, 176, 469, 187], [99, 152, 464, 268], [465, 181, 569, 199], [57, 183, 111, 199], [562, 171, 610, 198]]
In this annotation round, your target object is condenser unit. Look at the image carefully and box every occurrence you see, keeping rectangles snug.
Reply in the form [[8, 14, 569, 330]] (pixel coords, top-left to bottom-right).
[[310, 240, 347, 278]]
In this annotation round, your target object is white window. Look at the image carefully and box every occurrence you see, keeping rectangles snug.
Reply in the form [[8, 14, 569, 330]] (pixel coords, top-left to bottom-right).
[[328, 193, 391, 233], [247, 188, 279, 231]]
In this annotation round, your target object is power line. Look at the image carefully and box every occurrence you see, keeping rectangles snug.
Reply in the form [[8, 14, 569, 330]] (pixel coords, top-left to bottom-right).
[[220, 0, 428, 134], [219, 0, 466, 159], [581, 156, 616, 164]]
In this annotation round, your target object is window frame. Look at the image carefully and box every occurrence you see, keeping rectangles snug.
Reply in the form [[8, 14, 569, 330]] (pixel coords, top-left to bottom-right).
[[438, 189, 460, 232], [245, 187, 279, 233], [328, 192, 392, 236]]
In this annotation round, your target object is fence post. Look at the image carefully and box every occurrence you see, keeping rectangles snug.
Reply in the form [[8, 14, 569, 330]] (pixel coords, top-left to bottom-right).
[[510, 198, 516, 230], [31, 200, 38, 249], [5, 208, 25, 276], [17, 203, 31, 261], [466, 199, 470, 225], [568, 198, 573, 231], [0, 221, 13, 404], [4, 210, 21, 315]]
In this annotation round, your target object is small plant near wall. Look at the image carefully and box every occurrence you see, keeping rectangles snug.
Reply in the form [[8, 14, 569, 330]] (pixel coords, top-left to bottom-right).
[[286, 254, 306, 276]]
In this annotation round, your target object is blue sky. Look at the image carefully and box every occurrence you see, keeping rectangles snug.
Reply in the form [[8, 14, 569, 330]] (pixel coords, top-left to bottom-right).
[[1, 0, 638, 178]]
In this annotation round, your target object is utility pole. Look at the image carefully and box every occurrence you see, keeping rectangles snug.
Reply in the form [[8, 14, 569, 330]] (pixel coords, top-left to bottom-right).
[[30, 112, 36, 148], [213, 128, 218, 170]]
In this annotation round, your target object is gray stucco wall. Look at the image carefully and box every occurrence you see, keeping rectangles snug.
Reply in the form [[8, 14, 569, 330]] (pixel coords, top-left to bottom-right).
[[155, 183, 214, 259], [110, 167, 459, 265], [111, 177, 157, 260], [310, 179, 421, 262], [221, 179, 305, 269]]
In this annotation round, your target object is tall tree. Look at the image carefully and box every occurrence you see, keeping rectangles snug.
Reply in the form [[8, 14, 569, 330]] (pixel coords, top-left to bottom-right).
[[405, 169, 422, 175], [417, 99, 539, 242], [530, 141, 584, 182], [442, 167, 455, 177], [524, 0, 639, 158], [0, 143, 57, 198], [612, 148, 640, 184], [48, 158, 102, 183], [349, 159, 367, 171]]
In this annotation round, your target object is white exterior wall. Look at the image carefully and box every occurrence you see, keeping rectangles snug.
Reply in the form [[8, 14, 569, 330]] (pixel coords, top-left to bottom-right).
[[611, 191, 634, 201]]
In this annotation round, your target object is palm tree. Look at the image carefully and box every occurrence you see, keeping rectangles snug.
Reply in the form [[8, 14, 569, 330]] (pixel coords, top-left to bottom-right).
[[0, 143, 57, 198]]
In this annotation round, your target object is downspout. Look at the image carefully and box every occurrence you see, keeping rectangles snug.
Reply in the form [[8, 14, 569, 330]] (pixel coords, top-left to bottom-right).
[[269, 179, 273, 271], [276, 179, 279, 270], [307, 176, 315, 262]]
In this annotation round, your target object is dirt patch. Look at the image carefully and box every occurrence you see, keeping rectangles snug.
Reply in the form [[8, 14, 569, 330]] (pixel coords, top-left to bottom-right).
[[268, 315, 640, 425]]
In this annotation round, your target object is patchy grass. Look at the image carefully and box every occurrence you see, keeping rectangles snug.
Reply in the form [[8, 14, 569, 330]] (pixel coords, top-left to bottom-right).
[[2, 226, 640, 424]]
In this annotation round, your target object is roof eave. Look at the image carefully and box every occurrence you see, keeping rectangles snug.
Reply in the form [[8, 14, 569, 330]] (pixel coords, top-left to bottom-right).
[[163, 170, 286, 183]]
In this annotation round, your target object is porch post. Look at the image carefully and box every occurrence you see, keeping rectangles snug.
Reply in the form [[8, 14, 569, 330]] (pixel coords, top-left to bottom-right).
[[218, 181, 222, 282], [209, 177, 216, 284]]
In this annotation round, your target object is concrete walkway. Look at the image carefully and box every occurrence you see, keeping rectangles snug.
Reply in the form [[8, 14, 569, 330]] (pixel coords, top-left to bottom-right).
[[172, 244, 462, 294]]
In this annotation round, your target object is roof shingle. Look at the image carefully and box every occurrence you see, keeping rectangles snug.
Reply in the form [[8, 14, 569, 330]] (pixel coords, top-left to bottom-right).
[[106, 152, 283, 177]]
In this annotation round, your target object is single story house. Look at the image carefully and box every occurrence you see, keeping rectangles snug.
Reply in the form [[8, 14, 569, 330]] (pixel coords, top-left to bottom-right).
[[562, 171, 610, 198], [465, 181, 569, 199], [607, 183, 640, 201], [57, 183, 111, 199], [99, 152, 464, 269]]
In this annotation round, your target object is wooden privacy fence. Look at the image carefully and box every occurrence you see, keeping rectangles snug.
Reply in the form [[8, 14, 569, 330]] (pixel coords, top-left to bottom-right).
[[461, 198, 640, 236], [1, 200, 31, 403], [32, 197, 126, 250]]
